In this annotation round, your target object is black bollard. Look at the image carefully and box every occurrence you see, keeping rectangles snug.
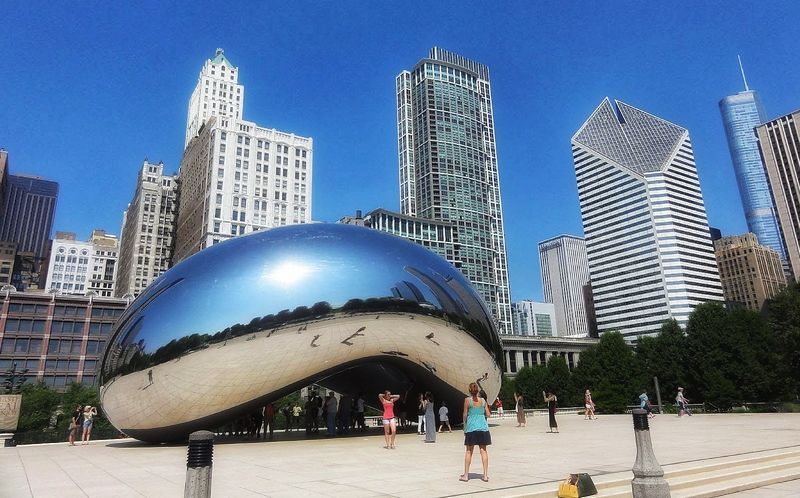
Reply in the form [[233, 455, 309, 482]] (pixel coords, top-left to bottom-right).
[[631, 409, 671, 497], [184, 430, 214, 498]]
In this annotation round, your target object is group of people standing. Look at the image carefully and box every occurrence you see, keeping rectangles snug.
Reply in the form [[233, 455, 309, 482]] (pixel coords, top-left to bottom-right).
[[68, 404, 98, 445], [493, 391, 560, 432]]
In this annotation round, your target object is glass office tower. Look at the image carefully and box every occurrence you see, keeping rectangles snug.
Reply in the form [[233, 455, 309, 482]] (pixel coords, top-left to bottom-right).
[[396, 47, 513, 334], [719, 90, 786, 261]]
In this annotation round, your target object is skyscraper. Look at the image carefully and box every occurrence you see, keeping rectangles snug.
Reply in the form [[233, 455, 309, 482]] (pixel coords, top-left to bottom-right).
[[116, 160, 178, 297], [756, 110, 800, 281], [175, 50, 313, 262], [718, 61, 785, 261], [538, 235, 591, 337], [714, 233, 786, 310], [0, 172, 58, 259], [511, 301, 557, 337], [572, 98, 723, 339], [396, 47, 513, 334]]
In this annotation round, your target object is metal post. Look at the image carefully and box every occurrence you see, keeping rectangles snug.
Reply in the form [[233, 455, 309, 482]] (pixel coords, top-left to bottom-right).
[[184, 430, 214, 498], [631, 409, 671, 498], [653, 376, 663, 414]]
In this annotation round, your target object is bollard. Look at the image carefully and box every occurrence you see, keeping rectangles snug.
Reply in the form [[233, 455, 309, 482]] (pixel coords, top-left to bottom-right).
[[184, 430, 214, 498], [631, 409, 671, 498]]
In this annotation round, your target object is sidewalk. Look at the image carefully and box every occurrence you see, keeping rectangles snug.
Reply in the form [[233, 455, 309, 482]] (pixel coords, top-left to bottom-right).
[[1, 413, 798, 497]]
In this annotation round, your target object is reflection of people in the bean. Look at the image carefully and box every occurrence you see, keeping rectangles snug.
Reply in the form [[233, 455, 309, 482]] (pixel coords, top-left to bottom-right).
[[461, 382, 491, 482], [378, 390, 400, 449]]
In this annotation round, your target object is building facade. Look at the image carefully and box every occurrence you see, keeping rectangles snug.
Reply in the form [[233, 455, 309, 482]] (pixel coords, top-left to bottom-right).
[[756, 110, 800, 281], [500, 335, 598, 375], [116, 161, 178, 297], [719, 89, 786, 262], [572, 98, 724, 340], [0, 173, 58, 259], [538, 235, 592, 337], [0, 290, 127, 390], [714, 233, 786, 310], [396, 47, 513, 334], [511, 300, 557, 337], [175, 50, 313, 262], [341, 208, 461, 267], [45, 230, 119, 297]]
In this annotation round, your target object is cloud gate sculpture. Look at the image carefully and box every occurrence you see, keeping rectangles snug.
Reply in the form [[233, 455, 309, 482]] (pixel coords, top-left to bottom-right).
[[100, 224, 503, 442]]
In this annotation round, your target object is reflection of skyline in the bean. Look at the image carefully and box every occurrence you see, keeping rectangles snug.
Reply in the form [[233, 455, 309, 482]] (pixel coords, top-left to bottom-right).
[[101, 224, 502, 384]]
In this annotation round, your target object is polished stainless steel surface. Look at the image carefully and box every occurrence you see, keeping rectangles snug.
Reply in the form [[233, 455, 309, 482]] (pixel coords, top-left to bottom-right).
[[100, 224, 503, 442]]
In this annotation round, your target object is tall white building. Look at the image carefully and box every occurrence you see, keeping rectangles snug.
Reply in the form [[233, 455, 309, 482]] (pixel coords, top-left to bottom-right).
[[175, 50, 313, 262], [538, 235, 592, 337], [116, 160, 178, 297], [571, 98, 723, 339], [46, 230, 119, 297], [512, 301, 557, 337]]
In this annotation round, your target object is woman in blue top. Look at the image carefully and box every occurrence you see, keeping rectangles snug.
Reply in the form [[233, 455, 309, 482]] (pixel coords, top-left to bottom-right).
[[460, 382, 491, 482]]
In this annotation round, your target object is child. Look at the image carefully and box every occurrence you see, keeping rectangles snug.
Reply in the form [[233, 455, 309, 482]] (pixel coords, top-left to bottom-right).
[[438, 401, 452, 433]]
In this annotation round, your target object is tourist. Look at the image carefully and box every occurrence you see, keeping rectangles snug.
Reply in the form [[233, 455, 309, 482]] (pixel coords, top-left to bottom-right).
[[355, 393, 366, 431], [543, 391, 559, 433], [584, 390, 597, 420], [676, 387, 691, 417], [460, 382, 491, 482], [251, 407, 263, 439], [514, 392, 526, 427], [396, 391, 409, 428], [264, 402, 275, 439], [304, 397, 315, 434], [378, 390, 400, 448], [81, 405, 98, 444], [292, 401, 303, 431], [68, 404, 83, 446], [639, 392, 655, 418], [314, 394, 323, 433], [438, 401, 452, 433], [417, 393, 426, 434], [282, 404, 293, 432], [325, 393, 338, 436], [338, 393, 351, 435], [424, 391, 436, 443], [494, 397, 504, 418]]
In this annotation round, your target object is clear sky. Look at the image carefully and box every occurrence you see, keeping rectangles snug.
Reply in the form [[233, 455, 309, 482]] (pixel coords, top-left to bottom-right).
[[2, 1, 799, 301]]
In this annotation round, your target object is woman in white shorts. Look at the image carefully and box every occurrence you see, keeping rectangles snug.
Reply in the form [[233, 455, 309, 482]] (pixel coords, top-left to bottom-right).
[[378, 390, 400, 449]]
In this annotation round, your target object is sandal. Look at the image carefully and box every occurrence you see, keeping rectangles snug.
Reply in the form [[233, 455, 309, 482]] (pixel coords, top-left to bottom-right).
[[481, 476, 489, 482], [459, 475, 469, 482]]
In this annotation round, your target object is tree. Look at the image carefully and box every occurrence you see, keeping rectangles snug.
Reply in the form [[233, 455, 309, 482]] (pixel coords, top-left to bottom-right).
[[17, 383, 61, 432], [513, 365, 548, 408], [636, 319, 689, 401], [763, 282, 800, 399], [545, 355, 572, 404], [570, 332, 641, 413], [497, 374, 516, 409]]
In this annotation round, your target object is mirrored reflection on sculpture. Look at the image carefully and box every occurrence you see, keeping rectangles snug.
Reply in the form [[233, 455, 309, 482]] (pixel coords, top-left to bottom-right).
[[100, 224, 503, 442]]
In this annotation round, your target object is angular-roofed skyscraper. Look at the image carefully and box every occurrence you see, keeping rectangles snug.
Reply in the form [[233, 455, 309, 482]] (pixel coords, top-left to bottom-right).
[[396, 47, 513, 334], [571, 98, 723, 339]]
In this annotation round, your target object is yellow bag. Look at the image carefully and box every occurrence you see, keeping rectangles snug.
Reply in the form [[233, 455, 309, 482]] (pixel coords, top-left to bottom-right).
[[558, 478, 579, 498]]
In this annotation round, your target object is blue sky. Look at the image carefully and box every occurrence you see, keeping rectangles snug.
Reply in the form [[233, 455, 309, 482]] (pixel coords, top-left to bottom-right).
[[2, 1, 799, 301]]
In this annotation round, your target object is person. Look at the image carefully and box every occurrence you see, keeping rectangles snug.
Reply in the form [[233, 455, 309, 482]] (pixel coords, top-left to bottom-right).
[[251, 407, 263, 439], [639, 392, 655, 418], [81, 405, 98, 444], [304, 397, 316, 434], [460, 382, 491, 482], [514, 392, 526, 427], [396, 391, 409, 428], [416, 393, 426, 435], [292, 402, 302, 431], [378, 390, 400, 448], [355, 393, 366, 431], [325, 393, 338, 436], [314, 394, 323, 434], [338, 393, 351, 435], [543, 391, 558, 433], [68, 404, 83, 446], [494, 397, 504, 418], [438, 401, 452, 433], [264, 402, 275, 439], [584, 390, 597, 420], [282, 404, 293, 432], [423, 391, 436, 443], [676, 387, 691, 417]]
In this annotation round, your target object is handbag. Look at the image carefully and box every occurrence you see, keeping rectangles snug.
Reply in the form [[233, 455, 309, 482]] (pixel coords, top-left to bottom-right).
[[558, 473, 597, 497]]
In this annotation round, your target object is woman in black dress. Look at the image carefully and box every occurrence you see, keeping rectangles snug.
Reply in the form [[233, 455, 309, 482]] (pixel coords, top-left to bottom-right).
[[543, 391, 558, 433]]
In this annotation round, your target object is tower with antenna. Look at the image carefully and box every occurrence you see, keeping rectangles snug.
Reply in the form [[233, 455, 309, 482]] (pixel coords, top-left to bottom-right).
[[718, 57, 788, 265]]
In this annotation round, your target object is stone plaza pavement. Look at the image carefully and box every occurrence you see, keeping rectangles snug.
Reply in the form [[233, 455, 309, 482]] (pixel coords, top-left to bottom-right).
[[1, 412, 798, 497]]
